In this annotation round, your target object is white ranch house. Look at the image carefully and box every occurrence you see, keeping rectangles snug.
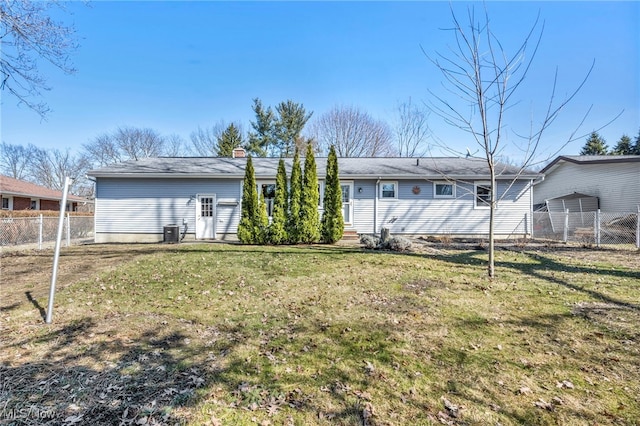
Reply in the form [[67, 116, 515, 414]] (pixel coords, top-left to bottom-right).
[[87, 156, 539, 243]]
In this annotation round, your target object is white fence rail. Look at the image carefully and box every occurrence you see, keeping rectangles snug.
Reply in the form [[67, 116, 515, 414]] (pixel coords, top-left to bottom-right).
[[532, 210, 639, 248], [0, 215, 94, 249]]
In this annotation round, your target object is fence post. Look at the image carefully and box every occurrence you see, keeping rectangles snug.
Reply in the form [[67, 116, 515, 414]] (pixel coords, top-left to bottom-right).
[[595, 209, 601, 247], [38, 214, 43, 250], [524, 213, 529, 239], [563, 209, 569, 243], [65, 213, 71, 247], [636, 207, 639, 249]]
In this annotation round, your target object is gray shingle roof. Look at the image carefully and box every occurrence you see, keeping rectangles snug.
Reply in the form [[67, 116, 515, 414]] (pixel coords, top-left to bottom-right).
[[540, 155, 640, 173], [87, 157, 539, 180]]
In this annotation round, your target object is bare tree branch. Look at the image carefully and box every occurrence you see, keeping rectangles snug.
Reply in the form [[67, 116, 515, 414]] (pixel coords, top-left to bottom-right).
[[0, 0, 78, 117]]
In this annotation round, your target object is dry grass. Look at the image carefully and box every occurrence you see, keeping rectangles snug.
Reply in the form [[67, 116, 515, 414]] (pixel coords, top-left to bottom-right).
[[1, 242, 639, 425]]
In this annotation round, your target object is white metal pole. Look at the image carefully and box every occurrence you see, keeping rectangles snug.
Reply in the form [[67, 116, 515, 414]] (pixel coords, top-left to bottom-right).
[[46, 177, 71, 324], [38, 214, 43, 250], [563, 209, 569, 243]]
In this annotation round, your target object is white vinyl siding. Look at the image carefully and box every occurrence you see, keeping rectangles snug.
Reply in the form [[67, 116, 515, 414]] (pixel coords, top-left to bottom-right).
[[353, 179, 532, 236], [95, 178, 241, 236], [534, 162, 640, 212], [95, 176, 533, 241]]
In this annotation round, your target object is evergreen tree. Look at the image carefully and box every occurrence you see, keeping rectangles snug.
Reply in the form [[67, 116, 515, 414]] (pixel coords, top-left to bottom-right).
[[321, 145, 344, 244], [269, 158, 289, 244], [237, 156, 260, 243], [580, 131, 608, 155], [287, 149, 303, 243], [299, 144, 321, 243], [274, 100, 313, 157], [256, 190, 270, 244], [247, 98, 276, 157], [633, 129, 640, 155], [611, 134, 633, 155], [216, 123, 244, 157]]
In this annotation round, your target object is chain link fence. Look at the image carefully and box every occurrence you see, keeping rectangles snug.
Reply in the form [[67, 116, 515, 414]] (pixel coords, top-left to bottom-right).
[[0, 215, 94, 249], [532, 210, 639, 248]]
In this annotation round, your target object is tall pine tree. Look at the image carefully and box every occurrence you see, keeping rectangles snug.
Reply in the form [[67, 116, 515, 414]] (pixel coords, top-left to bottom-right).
[[321, 145, 344, 243], [237, 156, 260, 243], [287, 149, 303, 243], [611, 134, 633, 155], [633, 129, 640, 155], [299, 144, 320, 243], [256, 190, 269, 244], [247, 98, 276, 157], [269, 158, 289, 244], [580, 132, 608, 155], [216, 123, 243, 157], [274, 100, 313, 157]]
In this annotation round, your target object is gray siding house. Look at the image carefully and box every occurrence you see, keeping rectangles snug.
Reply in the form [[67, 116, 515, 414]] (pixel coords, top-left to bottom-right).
[[534, 155, 640, 212], [87, 157, 538, 243]]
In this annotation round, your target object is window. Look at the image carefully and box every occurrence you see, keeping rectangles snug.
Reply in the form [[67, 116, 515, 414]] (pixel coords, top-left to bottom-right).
[[2, 198, 8, 210], [200, 197, 214, 217], [30, 200, 38, 210], [434, 181, 455, 198], [261, 183, 276, 217], [475, 182, 491, 208], [380, 181, 397, 199]]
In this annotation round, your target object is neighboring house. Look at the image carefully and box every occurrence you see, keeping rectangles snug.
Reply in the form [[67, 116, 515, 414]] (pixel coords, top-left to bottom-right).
[[0, 175, 89, 212], [534, 155, 640, 212], [86, 156, 539, 243]]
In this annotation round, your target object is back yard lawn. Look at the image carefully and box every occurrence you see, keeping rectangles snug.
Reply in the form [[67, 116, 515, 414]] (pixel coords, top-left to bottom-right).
[[1, 243, 638, 425]]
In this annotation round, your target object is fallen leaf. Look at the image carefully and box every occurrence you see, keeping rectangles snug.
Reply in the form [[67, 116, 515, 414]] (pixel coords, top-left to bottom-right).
[[534, 399, 554, 411], [518, 386, 532, 395], [442, 397, 459, 418]]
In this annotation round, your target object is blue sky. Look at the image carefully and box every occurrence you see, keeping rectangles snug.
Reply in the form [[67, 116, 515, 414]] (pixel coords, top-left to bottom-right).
[[2, 1, 639, 163]]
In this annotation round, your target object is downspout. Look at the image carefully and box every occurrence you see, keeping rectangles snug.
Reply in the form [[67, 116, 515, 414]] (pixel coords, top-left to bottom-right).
[[374, 178, 381, 234]]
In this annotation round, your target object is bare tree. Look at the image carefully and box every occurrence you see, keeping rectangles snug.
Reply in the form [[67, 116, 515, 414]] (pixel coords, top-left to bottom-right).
[[162, 133, 186, 157], [428, 6, 592, 278], [310, 105, 394, 157], [394, 98, 431, 157], [0, 0, 77, 117], [189, 122, 227, 156], [31, 147, 91, 194], [0, 141, 38, 179], [84, 126, 176, 167]]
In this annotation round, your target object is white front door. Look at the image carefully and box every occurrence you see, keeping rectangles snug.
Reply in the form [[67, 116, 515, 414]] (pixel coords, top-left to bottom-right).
[[196, 194, 216, 239], [341, 182, 354, 226]]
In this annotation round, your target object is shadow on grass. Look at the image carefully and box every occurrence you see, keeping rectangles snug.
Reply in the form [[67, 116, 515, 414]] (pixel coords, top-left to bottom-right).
[[3, 243, 637, 424], [427, 249, 640, 311], [25, 291, 46, 321], [1, 308, 405, 425]]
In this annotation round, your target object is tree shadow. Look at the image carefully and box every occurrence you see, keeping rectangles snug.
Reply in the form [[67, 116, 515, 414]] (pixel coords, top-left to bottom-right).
[[429, 249, 640, 311]]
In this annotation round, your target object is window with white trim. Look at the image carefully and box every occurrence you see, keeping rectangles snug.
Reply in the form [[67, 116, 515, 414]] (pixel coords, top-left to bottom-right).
[[474, 182, 491, 208], [380, 181, 397, 199], [2, 197, 9, 209], [433, 181, 455, 198]]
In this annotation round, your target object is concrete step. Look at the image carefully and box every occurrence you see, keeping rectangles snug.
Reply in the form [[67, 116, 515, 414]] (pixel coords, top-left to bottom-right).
[[341, 230, 359, 240]]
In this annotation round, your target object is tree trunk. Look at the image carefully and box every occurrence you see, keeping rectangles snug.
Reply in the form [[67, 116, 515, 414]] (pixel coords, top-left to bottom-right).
[[488, 170, 496, 279]]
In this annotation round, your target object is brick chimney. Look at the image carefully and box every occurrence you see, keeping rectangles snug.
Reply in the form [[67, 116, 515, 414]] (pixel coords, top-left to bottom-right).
[[232, 147, 246, 158]]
